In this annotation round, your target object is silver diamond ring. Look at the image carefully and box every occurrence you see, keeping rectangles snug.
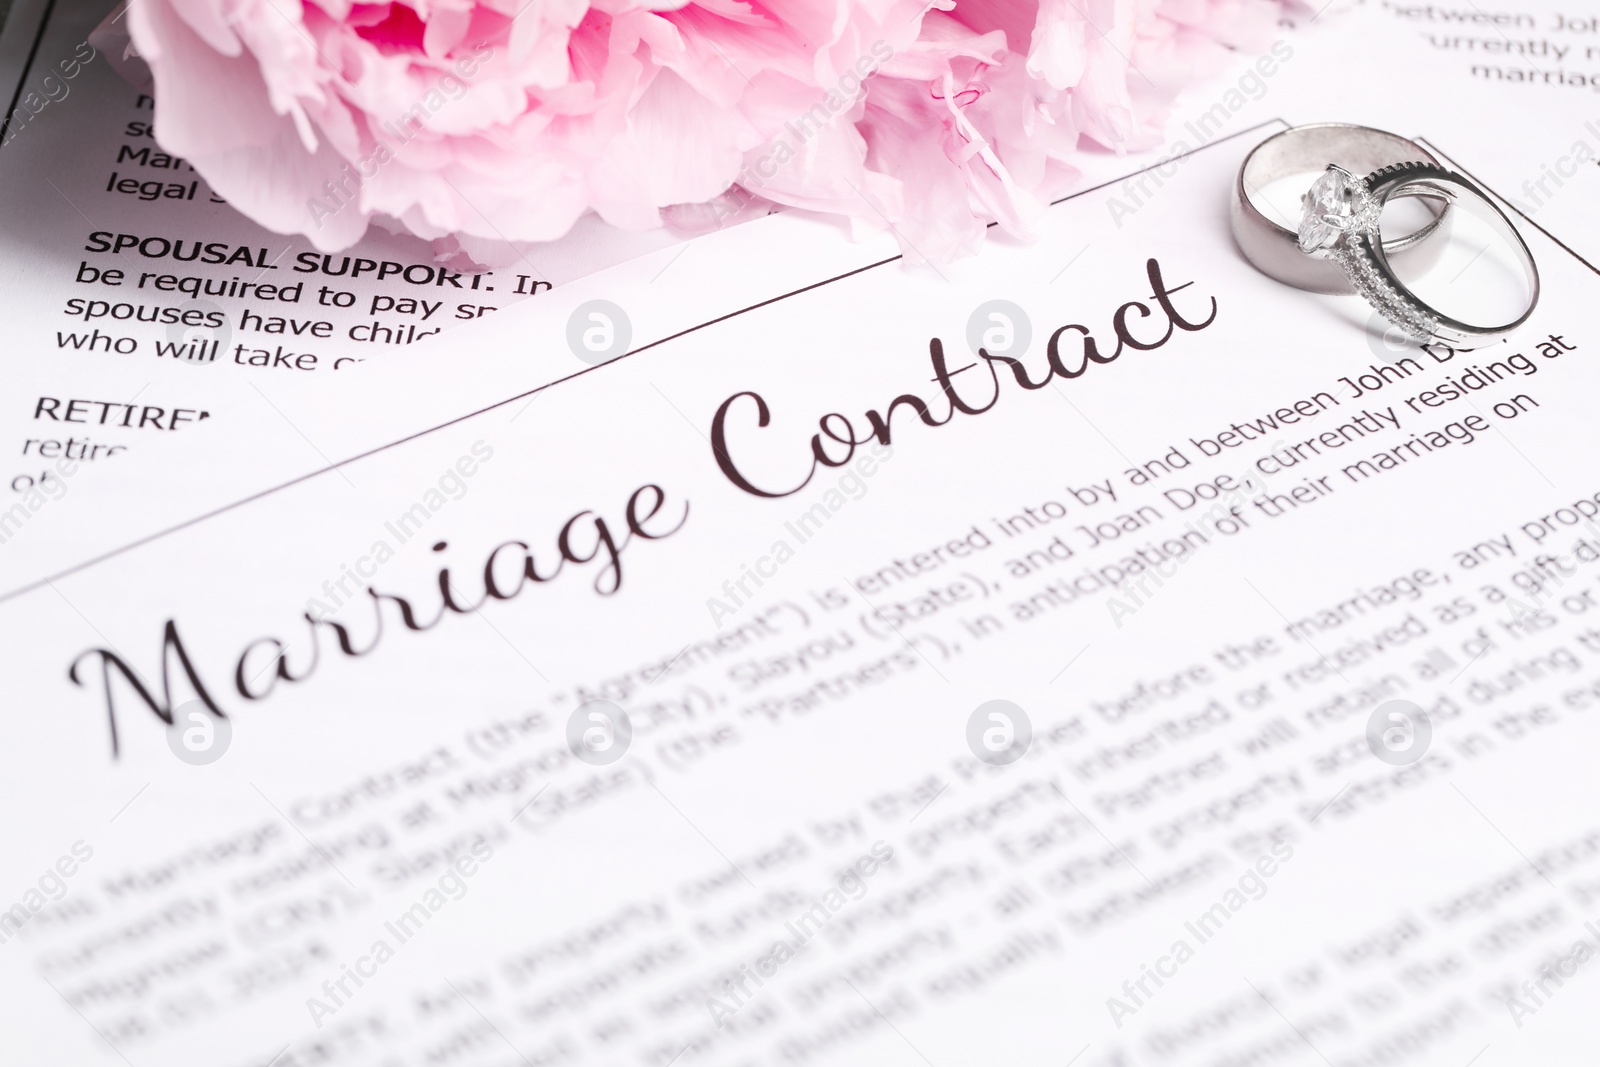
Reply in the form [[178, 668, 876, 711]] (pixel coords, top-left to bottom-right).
[[1297, 162, 1539, 348]]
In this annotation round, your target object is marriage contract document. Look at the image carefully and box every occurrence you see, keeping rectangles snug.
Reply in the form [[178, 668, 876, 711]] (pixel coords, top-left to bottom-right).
[[0, 111, 1597, 1067]]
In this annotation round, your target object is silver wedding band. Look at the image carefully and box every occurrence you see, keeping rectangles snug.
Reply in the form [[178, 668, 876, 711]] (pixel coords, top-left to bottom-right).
[[1231, 123, 1449, 295]]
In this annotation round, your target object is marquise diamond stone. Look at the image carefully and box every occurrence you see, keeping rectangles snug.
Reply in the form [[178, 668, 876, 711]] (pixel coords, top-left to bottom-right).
[[1297, 167, 1353, 253], [1297, 166, 1382, 256]]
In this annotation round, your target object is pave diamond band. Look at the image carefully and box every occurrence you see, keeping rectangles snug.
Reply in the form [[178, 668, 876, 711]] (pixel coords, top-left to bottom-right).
[[1298, 161, 1539, 348], [1331, 240, 1439, 342]]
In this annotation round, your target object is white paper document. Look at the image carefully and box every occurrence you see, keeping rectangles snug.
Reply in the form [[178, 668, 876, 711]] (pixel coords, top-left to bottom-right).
[[0, 0, 679, 514], [1, 111, 1599, 1067], [1277, 1, 1600, 264]]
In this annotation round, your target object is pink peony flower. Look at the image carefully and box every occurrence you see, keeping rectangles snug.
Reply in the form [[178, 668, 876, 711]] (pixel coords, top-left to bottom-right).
[[117, 0, 1290, 264]]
